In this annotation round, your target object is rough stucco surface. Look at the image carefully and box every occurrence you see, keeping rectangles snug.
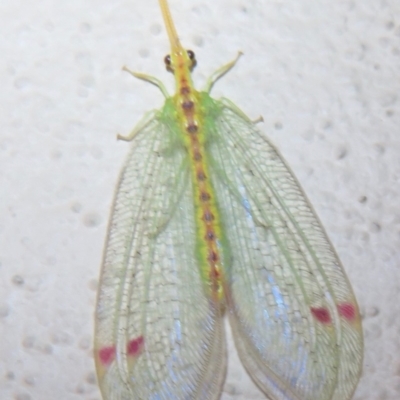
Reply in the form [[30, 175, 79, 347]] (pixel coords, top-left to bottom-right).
[[1, 0, 399, 399]]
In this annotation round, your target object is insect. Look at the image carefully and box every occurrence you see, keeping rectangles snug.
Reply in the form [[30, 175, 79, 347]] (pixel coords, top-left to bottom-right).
[[94, 0, 363, 399]]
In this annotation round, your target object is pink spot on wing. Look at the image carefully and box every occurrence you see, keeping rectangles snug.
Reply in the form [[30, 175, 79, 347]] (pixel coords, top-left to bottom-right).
[[311, 307, 331, 324], [127, 336, 144, 357], [98, 345, 116, 365], [338, 302, 356, 321]]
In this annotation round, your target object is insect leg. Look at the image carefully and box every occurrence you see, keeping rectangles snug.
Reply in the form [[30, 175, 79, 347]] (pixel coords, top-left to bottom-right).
[[204, 52, 243, 93], [220, 97, 264, 124], [117, 110, 159, 141], [122, 66, 170, 98]]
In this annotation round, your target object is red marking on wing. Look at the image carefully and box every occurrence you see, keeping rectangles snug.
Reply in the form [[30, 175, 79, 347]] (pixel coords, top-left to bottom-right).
[[98, 345, 116, 365], [311, 307, 332, 324], [127, 336, 144, 357], [337, 302, 356, 321]]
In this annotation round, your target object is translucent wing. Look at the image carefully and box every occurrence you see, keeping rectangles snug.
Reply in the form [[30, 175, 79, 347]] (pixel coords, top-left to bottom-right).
[[206, 96, 363, 400], [94, 104, 226, 400]]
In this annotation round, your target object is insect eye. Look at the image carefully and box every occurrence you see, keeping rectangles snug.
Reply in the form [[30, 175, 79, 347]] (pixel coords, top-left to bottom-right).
[[187, 49, 197, 70], [187, 50, 195, 60], [164, 54, 174, 72]]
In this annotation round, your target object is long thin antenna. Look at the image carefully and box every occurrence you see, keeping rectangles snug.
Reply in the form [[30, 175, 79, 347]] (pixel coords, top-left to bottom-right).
[[158, 0, 184, 53]]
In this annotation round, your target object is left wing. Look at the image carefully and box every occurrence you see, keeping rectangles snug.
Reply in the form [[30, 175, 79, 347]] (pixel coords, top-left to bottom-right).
[[95, 109, 226, 400]]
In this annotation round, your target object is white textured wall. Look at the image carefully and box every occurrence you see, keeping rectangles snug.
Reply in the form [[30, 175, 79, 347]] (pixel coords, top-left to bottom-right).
[[1, 0, 399, 399]]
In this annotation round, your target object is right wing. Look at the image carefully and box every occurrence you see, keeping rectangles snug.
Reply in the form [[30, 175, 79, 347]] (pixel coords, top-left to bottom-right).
[[207, 97, 363, 400]]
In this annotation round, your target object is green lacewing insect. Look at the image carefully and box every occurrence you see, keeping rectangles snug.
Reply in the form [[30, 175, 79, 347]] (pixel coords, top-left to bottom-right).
[[94, 0, 363, 399]]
